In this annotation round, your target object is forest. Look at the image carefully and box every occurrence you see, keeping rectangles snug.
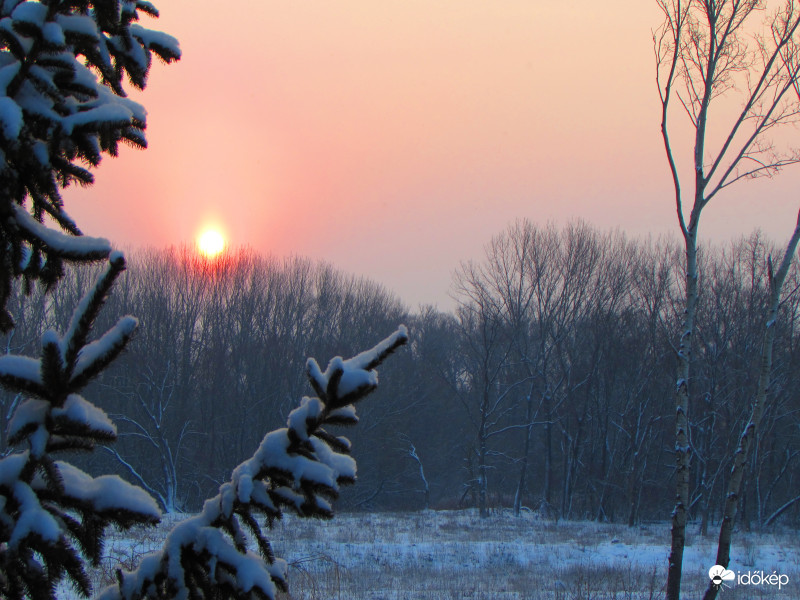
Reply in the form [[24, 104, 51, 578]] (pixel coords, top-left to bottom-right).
[[3, 220, 798, 534]]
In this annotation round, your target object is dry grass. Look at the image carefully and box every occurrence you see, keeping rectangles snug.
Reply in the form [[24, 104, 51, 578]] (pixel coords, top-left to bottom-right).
[[271, 510, 799, 600], [69, 510, 798, 600]]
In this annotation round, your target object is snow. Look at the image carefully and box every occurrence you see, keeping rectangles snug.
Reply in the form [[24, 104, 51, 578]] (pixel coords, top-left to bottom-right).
[[85, 328, 406, 599], [52, 394, 117, 437], [309, 435, 356, 481], [0, 60, 19, 95], [11, 203, 112, 257], [71, 60, 101, 95], [338, 362, 378, 397], [100, 510, 280, 600], [72, 315, 138, 381], [247, 429, 338, 490], [62, 262, 117, 357], [54, 14, 99, 41], [190, 528, 275, 596], [29, 61, 56, 88], [1, 0, 24, 15], [0, 452, 28, 486], [94, 84, 147, 124], [271, 486, 305, 511], [15, 78, 58, 122], [0, 353, 41, 385], [128, 24, 181, 58], [348, 324, 409, 370], [6, 398, 47, 440], [306, 357, 326, 393], [328, 404, 358, 422], [9, 480, 61, 547], [0, 95, 21, 139], [249, 480, 277, 512], [42, 21, 64, 46], [41, 329, 58, 348], [135, 1, 159, 17], [287, 397, 324, 441], [0, 17, 34, 55], [67, 511, 800, 600], [53, 461, 161, 518], [31, 139, 46, 164], [10, 1, 47, 28], [62, 103, 134, 134], [237, 474, 253, 503], [266, 511, 799, 599], [307, 326, 407, 403]]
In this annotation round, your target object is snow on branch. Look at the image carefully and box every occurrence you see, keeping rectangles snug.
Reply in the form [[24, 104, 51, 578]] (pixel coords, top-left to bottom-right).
[[0, 254, 160, 600], [10, 203, 112, 260], [98, 326, 409, 600], [0, 0, 180, 331]]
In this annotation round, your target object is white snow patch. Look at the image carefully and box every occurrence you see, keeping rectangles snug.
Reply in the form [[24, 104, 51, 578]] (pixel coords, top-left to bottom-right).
[[0, 95, 22, 139], [0, 354, 41, 384], [53, 461, 160, 518], [12, 203, 111, 257]]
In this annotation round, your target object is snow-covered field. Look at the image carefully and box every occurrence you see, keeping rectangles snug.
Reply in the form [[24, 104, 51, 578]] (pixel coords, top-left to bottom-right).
[[78, 510, 799, 599]]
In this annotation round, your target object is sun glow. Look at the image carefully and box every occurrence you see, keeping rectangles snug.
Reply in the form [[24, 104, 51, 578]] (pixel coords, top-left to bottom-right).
[[197, 229, 226, 257]]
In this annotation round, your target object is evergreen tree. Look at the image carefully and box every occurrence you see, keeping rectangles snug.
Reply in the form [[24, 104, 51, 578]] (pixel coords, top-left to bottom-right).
[[0, 0, 180, 329], [0, 4, 178, 591], [0, 4, 410, 599], [98, 326, 408, 600], [0, 253, 160, 599]]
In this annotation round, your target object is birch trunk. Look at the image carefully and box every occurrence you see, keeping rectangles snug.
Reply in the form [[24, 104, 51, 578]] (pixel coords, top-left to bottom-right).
[[666, 227, 699, 600], [702, 211, 800, 600]]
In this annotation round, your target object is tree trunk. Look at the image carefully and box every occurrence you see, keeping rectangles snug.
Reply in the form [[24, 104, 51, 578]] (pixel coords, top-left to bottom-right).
[[702, 211, 800, 600], [478, 390, 489, 518], [478, 439, 488, 518], [514, 391, 535, 516], [544, 392, 553, 506], [666, 229, 699, 600]]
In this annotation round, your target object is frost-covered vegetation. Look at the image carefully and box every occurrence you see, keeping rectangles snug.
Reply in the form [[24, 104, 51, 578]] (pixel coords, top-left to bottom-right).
[[0, 0, 180, 329], [62, 510, 800, 600]]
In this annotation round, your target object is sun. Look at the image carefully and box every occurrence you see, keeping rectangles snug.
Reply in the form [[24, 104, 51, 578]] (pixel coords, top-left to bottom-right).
[[197, 228, 225, 257]]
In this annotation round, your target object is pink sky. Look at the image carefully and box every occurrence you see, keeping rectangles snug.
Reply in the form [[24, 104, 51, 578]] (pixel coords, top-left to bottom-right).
[[63, 1, 800, 309]]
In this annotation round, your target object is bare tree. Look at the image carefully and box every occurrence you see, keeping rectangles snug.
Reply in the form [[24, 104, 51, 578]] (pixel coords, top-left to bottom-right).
[[655, 1, 800, 597], [702, 211, 800, 600], [399, 434, 430, 510], [451, 293, 515, 518], [103, 361, 193, 513]]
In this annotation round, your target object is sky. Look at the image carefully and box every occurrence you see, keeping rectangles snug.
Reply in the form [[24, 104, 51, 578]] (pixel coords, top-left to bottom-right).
[[63, 1, 800, 309]]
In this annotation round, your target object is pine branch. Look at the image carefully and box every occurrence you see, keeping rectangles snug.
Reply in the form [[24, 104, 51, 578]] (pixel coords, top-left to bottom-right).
[[98, 326, 409, 600], [0, 255, 160, 600], [0, 0, 180, 330]]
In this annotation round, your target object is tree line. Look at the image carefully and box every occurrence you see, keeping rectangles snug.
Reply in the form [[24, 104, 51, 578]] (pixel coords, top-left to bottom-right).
[[3, 222, 798, 531]]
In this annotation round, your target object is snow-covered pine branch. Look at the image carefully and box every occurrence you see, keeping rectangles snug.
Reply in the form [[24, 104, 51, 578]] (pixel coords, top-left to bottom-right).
[[0, 0, 180, 331], [0, 254, 161, 600], [98, 326, 409, 600]]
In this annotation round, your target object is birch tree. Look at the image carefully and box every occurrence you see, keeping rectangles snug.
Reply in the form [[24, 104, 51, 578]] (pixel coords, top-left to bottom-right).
[[655, 2, 800, 597], [702, 212, 800, 600]]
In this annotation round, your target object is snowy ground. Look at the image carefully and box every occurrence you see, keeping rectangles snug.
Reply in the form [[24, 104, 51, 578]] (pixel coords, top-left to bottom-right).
[[75, 510, 799, 599]]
